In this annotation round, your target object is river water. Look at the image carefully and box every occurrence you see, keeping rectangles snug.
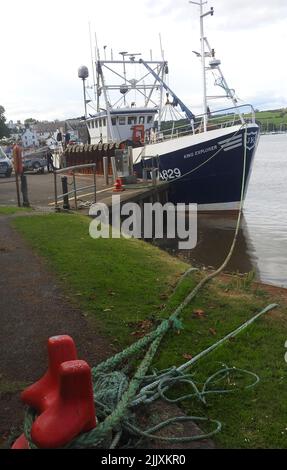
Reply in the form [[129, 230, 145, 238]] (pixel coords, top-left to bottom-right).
[[154, 134, 287, 288]]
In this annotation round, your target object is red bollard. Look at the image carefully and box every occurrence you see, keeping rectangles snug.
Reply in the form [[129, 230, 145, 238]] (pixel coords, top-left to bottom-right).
[[113, 178, 125, 193], [12, 433, 30, 450], [21, 336, 77, 413], [31, 360, 96, 449]]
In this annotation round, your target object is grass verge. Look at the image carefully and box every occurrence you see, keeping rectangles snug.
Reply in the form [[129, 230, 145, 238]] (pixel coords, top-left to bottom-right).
[[0, 206, 32, 215], [0, 377, 29, 394], [12, 213, 287, 449]]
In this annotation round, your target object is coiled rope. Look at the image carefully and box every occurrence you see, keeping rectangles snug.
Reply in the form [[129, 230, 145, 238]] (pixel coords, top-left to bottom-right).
[[23, 126, 277, 448]]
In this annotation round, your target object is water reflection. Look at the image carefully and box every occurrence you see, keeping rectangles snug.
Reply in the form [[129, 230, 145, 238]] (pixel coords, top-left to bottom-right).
[[153, 135, 287, 288], [153, 214, 258, 277]]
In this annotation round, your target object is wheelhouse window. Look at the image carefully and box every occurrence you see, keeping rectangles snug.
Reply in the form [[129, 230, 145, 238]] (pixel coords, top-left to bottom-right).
[[147, 116, 153, 124], [92, 121, 95, 129], [119, 117, 126, 125], [99, 119, 102, 127], [111, 118, 116, 126], [102, 118, 106, 127], [139, 116, 145, 124], [128, 116, 136, 125]]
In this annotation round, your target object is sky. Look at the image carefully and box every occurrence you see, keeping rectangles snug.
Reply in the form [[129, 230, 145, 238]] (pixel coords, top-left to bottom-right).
[[1, 0, 286, 123]]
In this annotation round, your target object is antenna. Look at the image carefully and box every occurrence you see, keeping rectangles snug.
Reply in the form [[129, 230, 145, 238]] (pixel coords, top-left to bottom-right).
[[88, 22, 96, 100], [103, 45, 107, 60], [95, 32, 100, 61], [159, 33, 164, 60], [95, 32, 101, 112]]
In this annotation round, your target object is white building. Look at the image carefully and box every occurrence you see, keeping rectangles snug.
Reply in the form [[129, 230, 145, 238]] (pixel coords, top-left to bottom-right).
[[21, 128, 39, 148], [7, 120, 15, 130], [7, 120, 25, 131]]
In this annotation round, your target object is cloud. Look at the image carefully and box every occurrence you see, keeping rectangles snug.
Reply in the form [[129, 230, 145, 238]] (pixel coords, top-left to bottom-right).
[[144, 0, 287, 30], [214, 0, 287, 30], [247, 91, 287, 111], [1, 0, 286, 122], [144, 0, 199, 24]]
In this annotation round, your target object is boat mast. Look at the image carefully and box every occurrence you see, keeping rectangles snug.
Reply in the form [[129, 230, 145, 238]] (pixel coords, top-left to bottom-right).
[[89, 23, 97, 101], [95, 34, 114, 142], [190, 1, 245, 127], [189, 0, 214, 132], [95, 33, 101, 113], [158, 34, 165, 132]]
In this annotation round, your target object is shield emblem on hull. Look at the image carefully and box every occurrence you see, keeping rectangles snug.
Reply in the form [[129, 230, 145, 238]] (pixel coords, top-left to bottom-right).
[[246, 131, 258, 151]]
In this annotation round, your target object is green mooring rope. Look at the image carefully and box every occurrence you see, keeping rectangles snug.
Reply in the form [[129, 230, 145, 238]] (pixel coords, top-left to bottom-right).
[[23, 293, 278, 449]]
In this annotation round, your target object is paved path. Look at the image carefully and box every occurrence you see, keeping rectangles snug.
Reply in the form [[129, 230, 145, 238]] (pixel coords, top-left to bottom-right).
[[0, 173, 111, 208], [0, 214, 114, 445]]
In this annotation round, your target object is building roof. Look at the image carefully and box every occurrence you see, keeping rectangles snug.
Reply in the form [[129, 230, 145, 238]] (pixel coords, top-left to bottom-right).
[[33, 121, 66, 134], [33, 119, 87, 135]]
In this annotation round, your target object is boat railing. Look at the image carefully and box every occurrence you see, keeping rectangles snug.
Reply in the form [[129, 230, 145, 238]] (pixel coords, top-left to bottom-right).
[[149, 104, 256, 144]]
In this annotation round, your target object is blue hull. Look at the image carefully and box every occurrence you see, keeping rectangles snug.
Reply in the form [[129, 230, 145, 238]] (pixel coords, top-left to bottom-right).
[[134, 126, 259, 209]]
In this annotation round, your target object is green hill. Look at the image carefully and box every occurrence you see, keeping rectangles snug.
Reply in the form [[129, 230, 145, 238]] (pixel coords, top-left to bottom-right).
[[254, 108, 287, 132], [158, 108, 287, 134]]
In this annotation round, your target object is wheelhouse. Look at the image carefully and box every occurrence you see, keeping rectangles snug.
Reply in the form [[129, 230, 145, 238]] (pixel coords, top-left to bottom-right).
[[87, 108, 158, 145]]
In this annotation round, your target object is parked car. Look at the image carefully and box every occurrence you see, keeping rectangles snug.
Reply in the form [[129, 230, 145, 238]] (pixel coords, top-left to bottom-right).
[[22, 149, 48, 174], [23, 156, 47, 174], [0, 146, 13, 177]]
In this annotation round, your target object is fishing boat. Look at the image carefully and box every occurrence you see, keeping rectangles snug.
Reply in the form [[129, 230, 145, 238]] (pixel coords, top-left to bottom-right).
[[84, 0, 259, 211]]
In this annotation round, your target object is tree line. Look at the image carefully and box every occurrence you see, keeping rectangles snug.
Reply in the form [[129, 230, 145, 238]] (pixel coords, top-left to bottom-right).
[[0, 106, 10, 139]]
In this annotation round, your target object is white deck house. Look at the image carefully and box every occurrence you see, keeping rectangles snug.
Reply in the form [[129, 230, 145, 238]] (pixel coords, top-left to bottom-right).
[[86, 108, 158, 144]]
